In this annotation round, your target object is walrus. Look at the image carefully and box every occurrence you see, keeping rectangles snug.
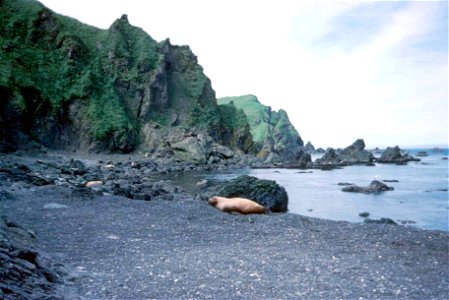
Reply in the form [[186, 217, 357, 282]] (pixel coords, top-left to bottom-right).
[[208, 196, 268, 214]]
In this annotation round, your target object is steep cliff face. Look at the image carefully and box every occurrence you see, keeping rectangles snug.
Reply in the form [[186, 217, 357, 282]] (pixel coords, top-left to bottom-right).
[[0, 0, 253, 156], [218, 95, 305, 162]]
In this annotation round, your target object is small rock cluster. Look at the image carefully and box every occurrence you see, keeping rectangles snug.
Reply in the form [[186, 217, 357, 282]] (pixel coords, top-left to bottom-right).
[[0, 217, 68, 299], [0, 155, 252, 203], [314, 140, 421, 169], [315, 139, 375, 168], [341, 180, 395, 194]]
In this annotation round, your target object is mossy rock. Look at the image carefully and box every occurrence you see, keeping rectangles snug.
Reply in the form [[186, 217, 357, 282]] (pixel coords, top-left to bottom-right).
[[218, 175, 288, 212]]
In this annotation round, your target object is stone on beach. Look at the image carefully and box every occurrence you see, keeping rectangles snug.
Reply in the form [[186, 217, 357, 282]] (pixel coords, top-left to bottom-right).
[[218, 175, 288, 212]]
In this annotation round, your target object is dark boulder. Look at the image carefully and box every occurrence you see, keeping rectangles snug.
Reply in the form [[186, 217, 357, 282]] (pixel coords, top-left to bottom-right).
[[378, 146, 420, 164], [364, 218, 397, 225], [0, 165, 51, 186], [112, 181, 177, 201], [0, 217, 67, 299], [218, 175, 288, 212], [342, 180, 394, 193], [359, 212, 370, 218]]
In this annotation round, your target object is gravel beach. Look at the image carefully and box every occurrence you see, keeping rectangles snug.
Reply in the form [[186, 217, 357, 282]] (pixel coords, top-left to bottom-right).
[[1, 154, 448, 299]]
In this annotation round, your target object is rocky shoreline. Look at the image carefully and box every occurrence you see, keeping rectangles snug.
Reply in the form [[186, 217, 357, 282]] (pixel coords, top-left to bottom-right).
[[1, 151, 448, 299]]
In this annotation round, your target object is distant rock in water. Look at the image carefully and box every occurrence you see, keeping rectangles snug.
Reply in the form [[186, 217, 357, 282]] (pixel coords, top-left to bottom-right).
[[338, 182, 354, 186], [217, 95, 309, 164], [415, 151, 429, 157], [342, 180, 394, 194], [315, 148, 341, 166], [377, 146, 420, 164], [315, 139, 374, 167], [218, 175, 288, 212], [338, 139, 375, 164], [304, 141, 315, 153]]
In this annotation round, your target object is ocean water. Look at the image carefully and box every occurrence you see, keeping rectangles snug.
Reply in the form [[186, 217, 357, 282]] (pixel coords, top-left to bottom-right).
[[197, 148, 448, 231]]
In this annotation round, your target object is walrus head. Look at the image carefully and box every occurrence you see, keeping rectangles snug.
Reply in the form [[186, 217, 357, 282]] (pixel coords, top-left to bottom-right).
[[208, 197, 218, 206]]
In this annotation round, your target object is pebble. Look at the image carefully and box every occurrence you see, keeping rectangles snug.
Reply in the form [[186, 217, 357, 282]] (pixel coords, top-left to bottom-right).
[[43, 203, 69, 209]]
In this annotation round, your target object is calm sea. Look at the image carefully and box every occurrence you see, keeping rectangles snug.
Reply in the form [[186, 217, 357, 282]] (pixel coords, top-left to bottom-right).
[[175, 149, 448, 231]]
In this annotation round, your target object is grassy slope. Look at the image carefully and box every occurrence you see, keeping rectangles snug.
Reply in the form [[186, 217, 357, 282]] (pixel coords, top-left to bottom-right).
[[218, 95, 270, 144], [1, 0, 253, 153], [218, 95, 303, 158], [0, 0, 147, 148]]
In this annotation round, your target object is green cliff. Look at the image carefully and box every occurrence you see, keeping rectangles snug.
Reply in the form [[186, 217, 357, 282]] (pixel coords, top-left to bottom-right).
[[0, 0, 253, 156], [218, 95, 305, 162]]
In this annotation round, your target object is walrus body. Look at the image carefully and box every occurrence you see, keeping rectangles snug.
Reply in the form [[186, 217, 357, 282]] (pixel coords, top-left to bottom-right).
[[208, 196, 268, 214]]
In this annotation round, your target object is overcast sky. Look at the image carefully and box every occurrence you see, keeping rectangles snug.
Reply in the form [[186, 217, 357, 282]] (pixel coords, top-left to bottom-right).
[[39, 0, 448, 148]]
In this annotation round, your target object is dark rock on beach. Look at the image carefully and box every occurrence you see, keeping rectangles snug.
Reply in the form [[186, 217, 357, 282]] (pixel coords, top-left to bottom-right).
[[0, 216, 72, 299], [342, 180, 394, 194], [364, 218, 397, 225], [218, 175, 288, 212]]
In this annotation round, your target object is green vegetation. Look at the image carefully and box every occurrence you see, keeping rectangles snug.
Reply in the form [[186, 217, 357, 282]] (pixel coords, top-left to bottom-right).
[[0, 0, 141, 148], [218, 95, 271, 144], [217, 102, 254, 151], [218, 95, 304, 157], [0, 0, 257, 154]]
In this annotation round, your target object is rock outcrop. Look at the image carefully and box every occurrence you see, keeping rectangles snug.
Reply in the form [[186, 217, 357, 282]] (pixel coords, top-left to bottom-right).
[[338, 139, 374, 164], [315, 139, 374, 167], [377, 146, 419, 164], [341, 180, 394, 194], [217, 95, 309, 164], [0, 216, 69, 299], [217, 175, 288, 212], [0, 0, 253, 158], [304, 141, 315, 153]]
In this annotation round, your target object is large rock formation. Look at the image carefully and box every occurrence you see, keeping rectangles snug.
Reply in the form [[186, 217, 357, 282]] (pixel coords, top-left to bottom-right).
[[217, 95, 308, 163], [338, 139, 375, 164], [378, 146, 420, 164], [0, 0, 253, 157], [315, 139, 374, 167]]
